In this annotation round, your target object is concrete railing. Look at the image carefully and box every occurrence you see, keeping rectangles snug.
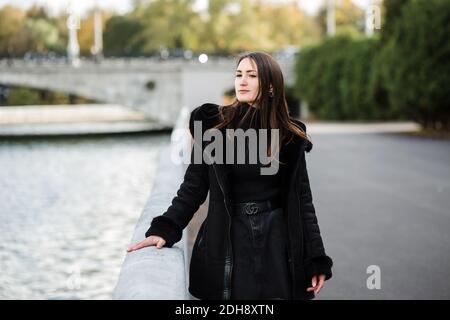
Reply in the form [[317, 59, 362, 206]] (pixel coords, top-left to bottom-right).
[[113, 106, 192, 299]]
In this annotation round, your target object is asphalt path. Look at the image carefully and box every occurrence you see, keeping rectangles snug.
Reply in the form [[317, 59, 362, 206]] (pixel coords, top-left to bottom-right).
[[188, 126, 450, 299], [308, 132, 450, 299]]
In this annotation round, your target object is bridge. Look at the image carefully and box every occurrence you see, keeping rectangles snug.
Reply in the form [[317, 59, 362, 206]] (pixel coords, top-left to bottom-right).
[[0, 58, 297, 127]]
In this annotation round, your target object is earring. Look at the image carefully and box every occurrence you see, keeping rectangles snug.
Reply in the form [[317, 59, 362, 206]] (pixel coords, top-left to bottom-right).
[[268, 90, 274, 98]]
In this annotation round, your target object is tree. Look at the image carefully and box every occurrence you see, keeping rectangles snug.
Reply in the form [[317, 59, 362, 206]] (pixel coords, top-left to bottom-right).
[[131, 0, 202, 54], [316, 0, 365, 37], [380, 0, 410, 43], [0, 6, 27, 56], [379, 0, 450, 129], [103, 15, 144, 56], [24, 18, 60, 53]]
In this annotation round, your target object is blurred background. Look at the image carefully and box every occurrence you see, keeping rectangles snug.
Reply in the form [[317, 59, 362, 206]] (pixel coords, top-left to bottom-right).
[[0, 0, 449, 300]]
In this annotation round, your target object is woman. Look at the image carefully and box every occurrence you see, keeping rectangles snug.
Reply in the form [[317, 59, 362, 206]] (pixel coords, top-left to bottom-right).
[[127, 51, 333, 300]]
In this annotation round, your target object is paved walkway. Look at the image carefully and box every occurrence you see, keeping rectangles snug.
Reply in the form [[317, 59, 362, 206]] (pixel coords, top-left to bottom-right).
[[305, 121, 420, 134], [299, 132, 450, 299], [187, 129, 450, 299]]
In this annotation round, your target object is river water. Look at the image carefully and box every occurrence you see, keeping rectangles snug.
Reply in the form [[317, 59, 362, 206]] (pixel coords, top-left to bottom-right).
[[0, 133, 170, 299]]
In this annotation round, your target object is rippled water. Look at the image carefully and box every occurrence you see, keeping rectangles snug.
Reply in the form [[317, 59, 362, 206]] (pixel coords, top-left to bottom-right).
[[0, 133, 170, 299]]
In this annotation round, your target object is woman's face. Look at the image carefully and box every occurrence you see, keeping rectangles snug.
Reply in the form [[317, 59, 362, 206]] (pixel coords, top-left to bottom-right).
[[235, 57, 259, 105]]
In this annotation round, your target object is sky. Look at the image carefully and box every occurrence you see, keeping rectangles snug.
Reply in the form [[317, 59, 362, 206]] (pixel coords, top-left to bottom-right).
[[0, 0, 372, 17]]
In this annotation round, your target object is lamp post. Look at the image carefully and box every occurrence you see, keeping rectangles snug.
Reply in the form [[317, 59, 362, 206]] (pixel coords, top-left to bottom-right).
[[91, 3, 103, 61], [326, 0, 336, 36], [66, 1, 80, 67]]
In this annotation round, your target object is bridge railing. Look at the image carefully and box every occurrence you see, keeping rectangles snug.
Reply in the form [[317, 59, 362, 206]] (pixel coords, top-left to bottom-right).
[[113, 106, 192, 300], [0, 56, 240, 68]]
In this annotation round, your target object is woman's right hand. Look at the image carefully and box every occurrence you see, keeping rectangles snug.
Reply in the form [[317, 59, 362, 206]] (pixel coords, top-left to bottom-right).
[[127, 235, 166, 252]]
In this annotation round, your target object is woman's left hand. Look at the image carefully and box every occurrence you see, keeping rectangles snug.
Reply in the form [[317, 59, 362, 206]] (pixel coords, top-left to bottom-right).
[[306, 274, 326, 295]]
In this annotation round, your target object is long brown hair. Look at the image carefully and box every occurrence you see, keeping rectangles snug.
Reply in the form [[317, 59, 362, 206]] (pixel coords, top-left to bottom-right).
[[213, 51, 312, 157]]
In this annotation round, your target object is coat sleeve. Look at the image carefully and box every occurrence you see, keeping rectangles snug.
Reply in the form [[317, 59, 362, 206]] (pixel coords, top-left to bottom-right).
[[298, 126, 333, 281], [145, 106, 210, 247]]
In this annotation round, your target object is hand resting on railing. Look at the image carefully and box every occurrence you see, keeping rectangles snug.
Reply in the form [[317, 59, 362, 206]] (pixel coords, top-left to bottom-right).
[[127, 235, 166, 252]]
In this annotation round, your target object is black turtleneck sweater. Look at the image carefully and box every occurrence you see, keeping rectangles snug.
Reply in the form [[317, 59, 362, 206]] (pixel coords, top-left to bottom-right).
[[229, 104, 287, 203]]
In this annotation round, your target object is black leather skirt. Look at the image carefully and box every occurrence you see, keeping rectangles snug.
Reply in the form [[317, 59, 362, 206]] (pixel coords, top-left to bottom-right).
[[230, 199, 292, 300]]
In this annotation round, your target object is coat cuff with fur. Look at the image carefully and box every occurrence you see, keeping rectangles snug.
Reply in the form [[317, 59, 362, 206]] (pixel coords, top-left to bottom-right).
[[304, 255, 333, 281], [145, 215, 182, 248]]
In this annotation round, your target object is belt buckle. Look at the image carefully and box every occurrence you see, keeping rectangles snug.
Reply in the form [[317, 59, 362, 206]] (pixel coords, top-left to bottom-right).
[[243, 202, 259, 215]]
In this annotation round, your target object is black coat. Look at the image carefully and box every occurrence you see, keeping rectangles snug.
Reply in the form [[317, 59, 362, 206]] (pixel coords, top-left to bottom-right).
[[146, 103, 333, 300]]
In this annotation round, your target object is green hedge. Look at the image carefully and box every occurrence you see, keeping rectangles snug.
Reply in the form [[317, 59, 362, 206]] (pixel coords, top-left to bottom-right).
[[294, 0, 450, 129], [380, 0, 450, 129], [295, 35, 379, 120]]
